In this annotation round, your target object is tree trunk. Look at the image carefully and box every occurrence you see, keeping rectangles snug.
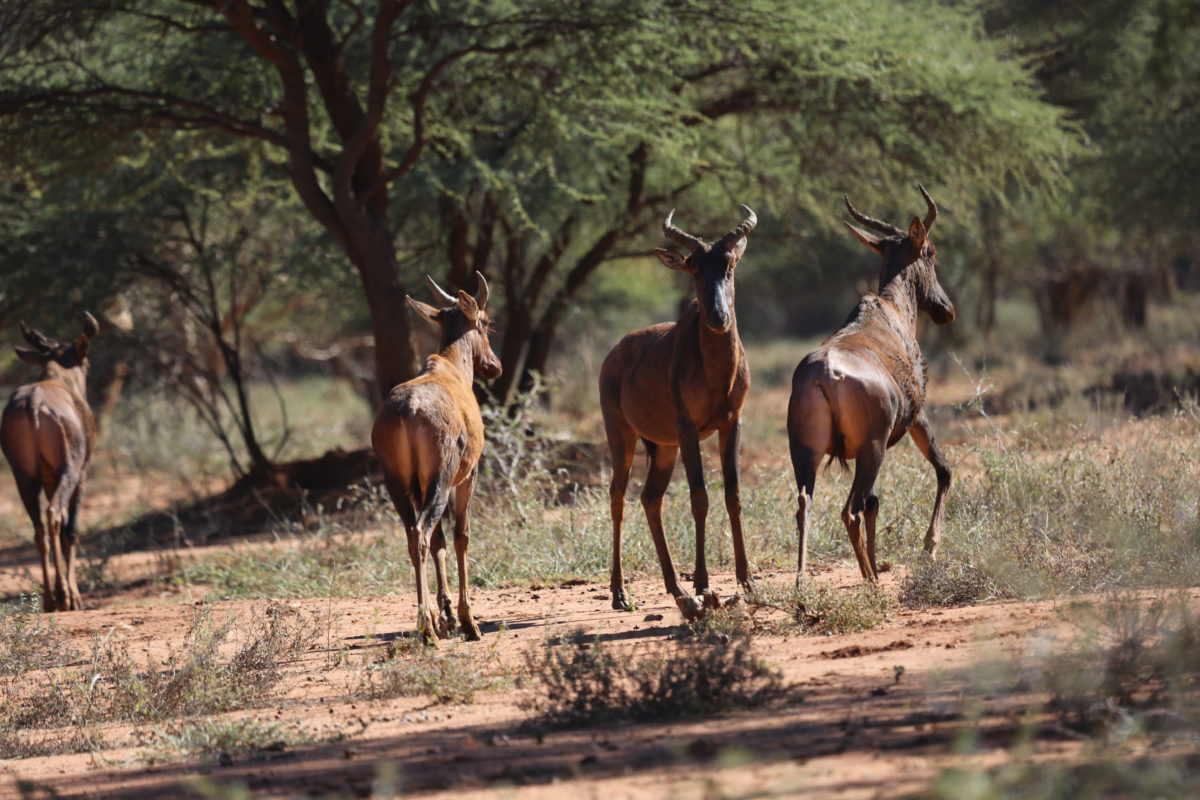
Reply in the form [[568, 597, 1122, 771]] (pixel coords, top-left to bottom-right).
[[350, 238, 420, 402]]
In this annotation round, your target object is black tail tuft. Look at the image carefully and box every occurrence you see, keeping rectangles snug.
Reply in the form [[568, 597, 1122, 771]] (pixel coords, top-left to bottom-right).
[[642, 438, 657, 470]]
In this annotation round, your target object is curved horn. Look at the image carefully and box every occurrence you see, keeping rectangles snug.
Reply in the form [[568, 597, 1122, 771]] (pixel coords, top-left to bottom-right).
[[81, 311, 100, 339], [473, 271, 490, 309], [19, 321, 53, 351], [425, 275, 457, 306], [720, 204, 758, 246], [917, 183, 937, 230], [844, 195, 902, 236], [662, 209, 707, 252]]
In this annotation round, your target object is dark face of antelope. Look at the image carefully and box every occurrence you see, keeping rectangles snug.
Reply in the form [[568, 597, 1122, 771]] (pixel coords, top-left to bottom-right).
[[653, 206, 757, 334], [13, 313, 100, 392], [407, 271, 503, 380], [843, 185, 956, 326]]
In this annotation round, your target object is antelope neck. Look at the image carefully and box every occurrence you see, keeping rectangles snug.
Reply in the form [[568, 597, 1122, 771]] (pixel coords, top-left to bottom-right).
[[43, 362, 87, 398], [697, 310, 743, 390], [879, 273, 920, 335], [436, 334, 479, 383]]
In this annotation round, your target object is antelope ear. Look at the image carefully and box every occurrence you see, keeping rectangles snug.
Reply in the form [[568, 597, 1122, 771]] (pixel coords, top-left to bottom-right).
[[406, 296, 441, 325], [457, 290, 479, 321], [908, 216, 927, 250], [73, 334, 91, 360], [843, 222, 883, 255], [14, 347, 47, 366], [653, 247, 690, 272]]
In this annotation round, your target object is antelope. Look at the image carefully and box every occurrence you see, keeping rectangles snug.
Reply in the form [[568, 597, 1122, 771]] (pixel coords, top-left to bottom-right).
[[1, 313, 101, 612], [371, 272, 501, 645], [788, 185, 954, 583], [600, 206, 757, 620]]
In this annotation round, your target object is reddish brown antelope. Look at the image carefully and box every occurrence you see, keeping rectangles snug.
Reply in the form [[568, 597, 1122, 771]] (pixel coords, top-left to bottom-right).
[[788, 185, 954, 583], [372, 272, 501, 645], [1, 313, 101, 611], [600, 206, 757, 619]]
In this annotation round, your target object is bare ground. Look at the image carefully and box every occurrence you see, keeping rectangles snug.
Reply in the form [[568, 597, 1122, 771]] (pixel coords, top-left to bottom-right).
[[0, 537, 1125, 800]]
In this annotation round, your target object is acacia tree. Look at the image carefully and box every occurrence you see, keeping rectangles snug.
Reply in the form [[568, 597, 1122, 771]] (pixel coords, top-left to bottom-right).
[[0, 0, 640, 394], [981, 0, 1200, 334], [1, 0, 1078, 403], [408, 0, 1079, 401], [0, 143, 319, 481]]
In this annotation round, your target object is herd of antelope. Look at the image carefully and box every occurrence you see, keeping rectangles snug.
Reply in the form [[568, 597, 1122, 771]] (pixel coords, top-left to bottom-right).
[[3, 186, 954, 644]]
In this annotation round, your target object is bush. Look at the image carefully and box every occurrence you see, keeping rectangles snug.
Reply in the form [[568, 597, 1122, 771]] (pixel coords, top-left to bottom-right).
[[353, 638, 509, 704], [1, 601, 320, 759], [0, 595, 78, 676], [522, 628, 788, 728], [747, 580, 890, 634], [900, 554, 1009, 609]]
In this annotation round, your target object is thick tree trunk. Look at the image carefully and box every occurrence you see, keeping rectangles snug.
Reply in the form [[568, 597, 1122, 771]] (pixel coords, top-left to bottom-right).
[[350, 238, 420, 402]]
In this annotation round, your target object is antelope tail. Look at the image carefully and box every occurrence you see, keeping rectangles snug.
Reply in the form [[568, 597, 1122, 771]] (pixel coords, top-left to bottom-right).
[[818, 382, 850, 474]]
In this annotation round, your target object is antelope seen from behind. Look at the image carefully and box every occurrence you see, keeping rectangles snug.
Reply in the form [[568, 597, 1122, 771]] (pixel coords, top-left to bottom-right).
[[788, 185, 955, 582], [600, 206, 757, 619], [372, 272, 501, 645], [1, 313, 101, 611]]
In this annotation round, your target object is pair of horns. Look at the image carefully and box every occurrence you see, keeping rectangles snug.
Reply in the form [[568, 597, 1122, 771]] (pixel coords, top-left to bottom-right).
[[662, 205, 758, 252], [425, 271, 490, 309], [844, 183, 937, 237], [19, 312, 99, 351]]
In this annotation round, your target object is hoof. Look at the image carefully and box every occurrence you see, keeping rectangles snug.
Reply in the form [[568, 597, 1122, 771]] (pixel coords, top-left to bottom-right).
[[437, 611, 458, 638], [418, 613, 441, 648], [701, 589, 722, 610], [461, 618, 482, 642], [676, 595, 705, 621], [611, 590, 634, 612]]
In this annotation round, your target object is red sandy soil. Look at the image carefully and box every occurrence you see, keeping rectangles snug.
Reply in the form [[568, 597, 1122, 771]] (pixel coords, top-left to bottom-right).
[[2, 537, 1146, 800]]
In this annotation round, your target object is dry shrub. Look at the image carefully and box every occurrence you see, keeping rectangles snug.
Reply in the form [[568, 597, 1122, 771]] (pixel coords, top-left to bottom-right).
[[146, 717, 308, 764], [1, 602, 321, 759], [352, 635, 509, 704], [0, 595, 78, 676], [1037, 593, 1200, 735], [900, 553, 1009, 609], [747, 580, 890, 634], [522, 628, 787, 728]]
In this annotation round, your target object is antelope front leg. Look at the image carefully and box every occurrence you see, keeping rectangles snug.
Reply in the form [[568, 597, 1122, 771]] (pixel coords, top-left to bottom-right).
[[908, 414, 951, 557], [452, 470, 482, 641], [678, 417, 717, 612], [719, 421, 753, 597]]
